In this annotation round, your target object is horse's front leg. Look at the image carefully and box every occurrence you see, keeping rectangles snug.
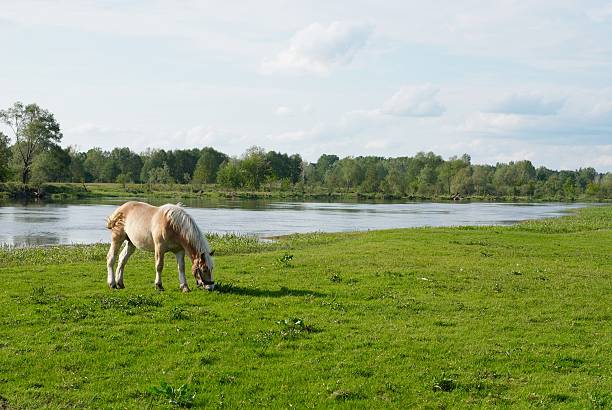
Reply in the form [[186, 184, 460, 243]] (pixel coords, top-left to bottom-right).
[[175, 249, 190, 293], [115, 241, 136, 289], [154, 245, 165, 291], [106, 238, 122, 289]]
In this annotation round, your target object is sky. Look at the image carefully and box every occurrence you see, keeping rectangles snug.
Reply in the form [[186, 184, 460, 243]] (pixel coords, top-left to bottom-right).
[[1, 0, 612, 171]]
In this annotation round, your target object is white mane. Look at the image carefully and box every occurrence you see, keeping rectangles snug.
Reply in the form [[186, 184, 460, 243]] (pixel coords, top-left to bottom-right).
[[161, 204, 214, 270]]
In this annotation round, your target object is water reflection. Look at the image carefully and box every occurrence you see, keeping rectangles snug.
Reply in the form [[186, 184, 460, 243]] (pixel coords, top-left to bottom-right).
[[0, 199, 584, 247]]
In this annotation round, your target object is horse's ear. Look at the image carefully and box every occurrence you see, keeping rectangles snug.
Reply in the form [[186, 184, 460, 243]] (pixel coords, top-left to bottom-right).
[[210, 249, 215, 256]]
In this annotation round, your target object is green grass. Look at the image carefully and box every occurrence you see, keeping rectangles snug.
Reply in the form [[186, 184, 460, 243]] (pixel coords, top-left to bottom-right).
[[0, 206, 610, 408]]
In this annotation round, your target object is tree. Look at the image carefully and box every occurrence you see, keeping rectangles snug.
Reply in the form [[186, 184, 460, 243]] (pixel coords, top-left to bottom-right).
[[385, 159, 407, 195], [84, 148, 111, 182], [316, 154, 340, 183], [361, 158, 387, 192], [288, 154, 303, 184], [438, 155, 470, 195], [217, 159, 245, 188], [172, 149, 201, 183], [339, 157, 364, 190], [0, 131, 11, 182], [451, 166, 473, 195], [147, 163, 174, 184], [192, 147, 228, 184], [0, 102, 62, 184], [67, 147, 87, 183], [417, 165, 438, 196], [241, 146, 271, 190], [472, 165, 494, 196], [140, 149, 169, 182], [30, 146, 71, 185], [110, 147, 142, 182]]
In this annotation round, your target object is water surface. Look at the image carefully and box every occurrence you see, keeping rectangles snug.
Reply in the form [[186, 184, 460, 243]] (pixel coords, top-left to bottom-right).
[[0, 199, 583, 247]]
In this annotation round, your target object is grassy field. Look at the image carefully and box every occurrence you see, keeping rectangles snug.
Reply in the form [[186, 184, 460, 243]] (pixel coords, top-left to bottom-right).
[[0, 207, 610, 408]]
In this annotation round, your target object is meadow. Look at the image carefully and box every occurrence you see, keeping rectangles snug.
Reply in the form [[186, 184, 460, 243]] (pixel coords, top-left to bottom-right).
[[0, 206, 610, 408]]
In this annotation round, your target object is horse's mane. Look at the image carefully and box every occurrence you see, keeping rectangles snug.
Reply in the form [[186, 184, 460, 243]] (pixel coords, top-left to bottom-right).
[[161, 204, 214, 270]]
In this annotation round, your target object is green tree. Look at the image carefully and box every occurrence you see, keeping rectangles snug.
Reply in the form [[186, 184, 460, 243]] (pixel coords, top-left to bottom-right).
[[288, 154, 303, 184], [266, 151, 292, 180], [192, 147, 228, 184], [417, 165, 438, 196], [576, 167, 597, 192], [315, 154, 340, 183], [599, 173, 612, 199], [217, 159, 245, 188], [438, 155, 470, 195], [84, 148, 112, 182], [361, 158, 386, 192], [324, 163, 344, 190], [0, 102, 63, 184], [110, 147, 142, 182], [241, 146, 271, 190], [172, 149, 201, 183], [30, 146, 71, 184], [385, 159, 407, 195], [140, 149, 169, 182], [472, 165, 494, 196], [451, 166, 473, 195], [340, 157, 364, 190], [0, 131, 11, 182], [67, 147, 87, 182], [147, 162, 174, 184]]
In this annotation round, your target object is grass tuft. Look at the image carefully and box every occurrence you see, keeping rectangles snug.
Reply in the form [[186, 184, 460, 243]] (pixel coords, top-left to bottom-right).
[[148, 381, 196, 407]]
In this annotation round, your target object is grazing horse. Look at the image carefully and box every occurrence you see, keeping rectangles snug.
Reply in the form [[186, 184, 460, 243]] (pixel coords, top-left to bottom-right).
[[105, 201, 215, 292]]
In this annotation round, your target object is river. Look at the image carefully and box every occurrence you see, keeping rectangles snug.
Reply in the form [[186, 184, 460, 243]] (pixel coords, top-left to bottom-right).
[[0, 199, 584, 247]]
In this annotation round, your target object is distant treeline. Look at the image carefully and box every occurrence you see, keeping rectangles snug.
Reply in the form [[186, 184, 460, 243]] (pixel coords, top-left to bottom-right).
[[1, 142, 611, 200], [1, 102, 611, 200]]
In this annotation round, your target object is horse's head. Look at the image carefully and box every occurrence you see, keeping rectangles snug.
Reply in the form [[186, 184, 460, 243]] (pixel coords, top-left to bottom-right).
[[193, 250, 215, 290]]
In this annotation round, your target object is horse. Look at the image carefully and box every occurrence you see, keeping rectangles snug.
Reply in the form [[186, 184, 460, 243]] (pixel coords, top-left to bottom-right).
[[105, 201, 215, 292]]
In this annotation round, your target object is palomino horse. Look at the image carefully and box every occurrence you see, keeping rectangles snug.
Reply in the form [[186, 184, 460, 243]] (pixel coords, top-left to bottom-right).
[[105, 201, 215, 292]]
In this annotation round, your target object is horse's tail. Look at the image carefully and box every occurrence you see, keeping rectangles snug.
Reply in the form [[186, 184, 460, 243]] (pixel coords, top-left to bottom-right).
[[106, 208, 124, 230]]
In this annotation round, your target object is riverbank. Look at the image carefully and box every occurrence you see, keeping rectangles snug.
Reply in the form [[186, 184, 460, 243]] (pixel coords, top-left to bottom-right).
[[1, 206, 610, 407], [1, 182, 609, 203]]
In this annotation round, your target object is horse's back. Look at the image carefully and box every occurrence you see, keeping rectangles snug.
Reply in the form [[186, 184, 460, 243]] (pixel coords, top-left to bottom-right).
[[113, 201, 161, 251]]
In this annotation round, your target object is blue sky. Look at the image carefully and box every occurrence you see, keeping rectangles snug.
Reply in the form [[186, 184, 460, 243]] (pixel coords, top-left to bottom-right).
[[1, 1, 611, 171]]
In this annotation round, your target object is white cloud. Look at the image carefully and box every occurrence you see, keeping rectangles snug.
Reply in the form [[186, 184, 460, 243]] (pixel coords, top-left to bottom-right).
[[487, 93, 565, 116], [261, 21, 372, 74], [275, 106, 292, 116], [267, 130, 307, 142], [64, 123, 146, 151], [462, 87, 612, 145], [461, 112, 528, 135], [587, 4, 612, 22], [380, 84, 445, 117], [167, 126, 247, 153]]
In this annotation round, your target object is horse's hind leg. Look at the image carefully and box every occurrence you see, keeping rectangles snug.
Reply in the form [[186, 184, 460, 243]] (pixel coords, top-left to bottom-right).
[[115, 241, 136, 289], [107, 234, 125, 289], [154, 244, 165, 291]]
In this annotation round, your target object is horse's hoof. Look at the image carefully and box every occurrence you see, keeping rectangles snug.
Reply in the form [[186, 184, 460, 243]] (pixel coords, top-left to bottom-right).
[[116, 282, 125, 289], [180, 285, 191, 293], [108, 283, 117, 289], [155, 284, 165, 291]]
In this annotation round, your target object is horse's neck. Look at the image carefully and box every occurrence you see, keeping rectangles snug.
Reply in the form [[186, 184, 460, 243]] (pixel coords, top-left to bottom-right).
[[175, 226, 202, 261], [176, 235, 197, 260]]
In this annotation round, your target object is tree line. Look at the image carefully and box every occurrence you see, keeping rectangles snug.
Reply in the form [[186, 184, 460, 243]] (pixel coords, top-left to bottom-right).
[[1, 101, 611, 200]]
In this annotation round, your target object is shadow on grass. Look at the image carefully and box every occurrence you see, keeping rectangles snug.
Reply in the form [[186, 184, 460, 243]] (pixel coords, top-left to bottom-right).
[[214, 282, 326, 298]]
